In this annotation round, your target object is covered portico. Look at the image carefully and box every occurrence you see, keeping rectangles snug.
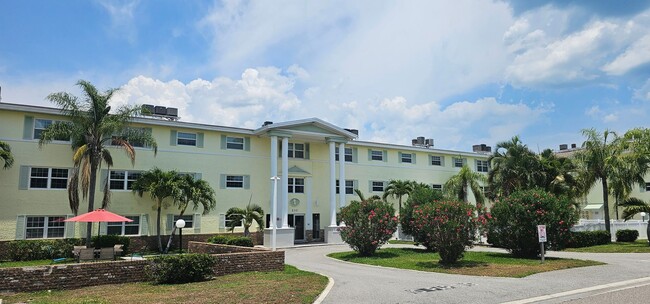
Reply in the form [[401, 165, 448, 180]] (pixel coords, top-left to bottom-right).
[[254, 118, 357, 248]]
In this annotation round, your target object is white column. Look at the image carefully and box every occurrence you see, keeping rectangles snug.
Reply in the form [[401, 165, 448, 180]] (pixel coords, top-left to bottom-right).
[[281, 137, 289, 228], [270, 136, 278, 228], [329, 141, 337, 226], [306, 177, 313, 236], [338, 142, 346, 208]]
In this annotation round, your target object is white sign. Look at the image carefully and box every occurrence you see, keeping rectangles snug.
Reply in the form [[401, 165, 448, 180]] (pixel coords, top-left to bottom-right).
[[537, 225, 547, 242]]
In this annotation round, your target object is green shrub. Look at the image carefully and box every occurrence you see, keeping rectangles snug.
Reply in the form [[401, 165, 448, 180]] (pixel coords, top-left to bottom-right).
[[566, 231, 611, 248], [339, 195, 398, 256], [412, 200, 478, 264], [146, 254, 216, 284], [7, 239, 83, 261], [207, 235, 233, 244], [91, 235, 130, 254], [226, 237, 254, 247], [400, 186, 444, 251], [616, 229, 639, 242], [487, 189, 579, 257]]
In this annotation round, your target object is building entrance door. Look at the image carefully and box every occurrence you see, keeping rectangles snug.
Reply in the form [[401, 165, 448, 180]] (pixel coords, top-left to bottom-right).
[[294, 215, 305, 240]]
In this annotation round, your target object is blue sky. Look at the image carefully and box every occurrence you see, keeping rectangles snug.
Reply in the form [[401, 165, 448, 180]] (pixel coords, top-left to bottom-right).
[[1, 0, 650, 152]]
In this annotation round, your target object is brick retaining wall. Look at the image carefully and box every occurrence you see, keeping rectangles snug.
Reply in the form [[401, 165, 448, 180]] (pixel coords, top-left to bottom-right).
[[188, 241, 285, 276]]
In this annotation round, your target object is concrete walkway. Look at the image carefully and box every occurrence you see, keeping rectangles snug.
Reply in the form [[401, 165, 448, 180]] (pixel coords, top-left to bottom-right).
[[284, 244, 650, 304]]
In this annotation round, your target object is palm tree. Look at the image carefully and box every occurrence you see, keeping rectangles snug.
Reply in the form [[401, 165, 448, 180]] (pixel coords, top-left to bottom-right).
[[225, 201, 264, 237], [573, 129, 622, 235], [382, 180, 414, 214], [40, 80, 157, 246], [164, 174, 217, 253], [131, 168, 181, 252], [538, 149, 585, 201], [0, 141, 14, 169], [620, 197, 650, 246], [444, 165, 486, 206], [487, 136, 542, 199]]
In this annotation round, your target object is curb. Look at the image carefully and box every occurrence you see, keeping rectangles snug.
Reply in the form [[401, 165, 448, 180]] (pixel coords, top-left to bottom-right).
[[313, 274, 335, 304]]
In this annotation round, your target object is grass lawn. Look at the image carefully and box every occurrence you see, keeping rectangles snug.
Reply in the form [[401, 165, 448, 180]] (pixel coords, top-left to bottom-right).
[[565, 240, 650, 253], [329, 248, 603, 278], [0, 259, 76, 268], [0, 265, 328, 304]]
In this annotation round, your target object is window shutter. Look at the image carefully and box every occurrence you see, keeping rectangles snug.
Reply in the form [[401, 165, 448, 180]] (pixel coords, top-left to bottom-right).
[[170, 130, 177, 146], [398, 152, 403, 163], [352, 180, 358, 193], [167, 214, 174, 233], [194, 173, 202, 180], [193, 213, 201, 233], [65, 214, 75, 238], [99, 222, 107, 235], [368, 181, 373, 192], [641, 184, 647, 192], [220, 135, 227, 149], [383, 181, 388, 189], [244, 137, 251, 151], [219, 213, 226, 229], [352, 148, 358, 163], [99, 169, 108, 192], [368, 149, 372, 161], [244, 175, 251, 189], [15, 215, 26, 240], [382, 150, 388, 162], [19, 166, 30, 190], [462, 158, 467, 166], [220, 174, 226, 189], [305, 143, 310, 159], [441, 156, 445, 167], [140, 214, 149, 236], [412, 153, 416, 164], [23, 116, 34, 140], [197, 132, 204, 148]]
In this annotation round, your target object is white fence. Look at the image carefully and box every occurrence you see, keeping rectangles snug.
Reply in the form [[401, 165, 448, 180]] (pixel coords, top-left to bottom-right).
[[571, 219, 649, 240]]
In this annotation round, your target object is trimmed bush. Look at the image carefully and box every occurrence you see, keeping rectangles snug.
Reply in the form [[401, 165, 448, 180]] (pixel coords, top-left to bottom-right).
[[566, 231, 611, 248], [487, 189, 579, 257], [146, 253, 216, 284], [226, 237, 254, 247], [91, 235, 131, 254], [616, 229, 639, 242], [7, 239, 83, 261], [400, 186, 445, 251], [412, 200, 478, 264], [207, 235, 231, 244], [339, 195, 398, 256]]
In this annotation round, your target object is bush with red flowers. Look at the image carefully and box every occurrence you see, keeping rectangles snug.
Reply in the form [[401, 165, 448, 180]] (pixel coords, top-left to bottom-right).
[[339, 194, 398, 256]]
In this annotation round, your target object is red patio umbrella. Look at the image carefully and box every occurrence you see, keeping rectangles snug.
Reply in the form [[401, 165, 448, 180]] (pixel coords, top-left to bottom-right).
[[65, 209, 133, 240]]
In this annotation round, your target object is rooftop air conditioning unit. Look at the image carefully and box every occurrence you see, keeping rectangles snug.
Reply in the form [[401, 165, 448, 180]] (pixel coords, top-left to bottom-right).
[[141, 104, 155, 115], [154, 106, 167, 115], [559, 144, 568, 150], [425, 138, 434, 146], [166, 107, 178, 117], [417, 136, 425, 145]]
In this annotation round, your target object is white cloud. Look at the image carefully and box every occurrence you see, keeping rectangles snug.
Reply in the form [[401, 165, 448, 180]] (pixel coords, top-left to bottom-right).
[[97, 0, 140, 43], [634, 79, 650, 101], [603, 113, 618, 122], [602, 34, 650, 75]]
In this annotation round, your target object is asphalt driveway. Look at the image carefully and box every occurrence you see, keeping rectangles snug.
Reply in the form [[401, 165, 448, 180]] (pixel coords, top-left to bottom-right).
[[284, 244, 650, 304]]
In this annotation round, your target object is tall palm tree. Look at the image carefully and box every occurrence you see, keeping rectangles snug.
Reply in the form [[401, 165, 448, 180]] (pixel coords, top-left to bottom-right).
[[164, 174, 217, 253], [573, 129, 622, 235], [131, 168, 181, 252], [538, 149, 585, 201], [382, 180, 414, 214], [620, 197, 650, 246], [225, 201, 264, 237], [0, 141, 14, 169], [487, 136, 542, 199], [40, 80, 157, 246], [444, 165, 486, 206], [608, 158, 646, 219]]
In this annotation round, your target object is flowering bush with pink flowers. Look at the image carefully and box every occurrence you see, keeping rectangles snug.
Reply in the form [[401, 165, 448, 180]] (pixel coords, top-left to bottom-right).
[[339, 194, 398, 256], [412, 200, 478, 264], [487, 189, 579, 258]]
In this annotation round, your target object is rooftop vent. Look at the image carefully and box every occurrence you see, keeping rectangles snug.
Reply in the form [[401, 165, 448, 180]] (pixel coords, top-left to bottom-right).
[[412, 136, 434, 149], [263, 121, 273, 127], [344, 128, 359, 136], [571, 143, 577, 149], [559, 144, 568, 150], [140, 104, 180, 121], [472, 144, 492, 154]]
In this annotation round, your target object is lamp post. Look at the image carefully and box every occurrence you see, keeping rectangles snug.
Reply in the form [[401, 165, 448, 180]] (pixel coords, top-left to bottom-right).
[[270, 176, 280, 251], [175, 219, 186, 253], [641, 212, 647, 222]]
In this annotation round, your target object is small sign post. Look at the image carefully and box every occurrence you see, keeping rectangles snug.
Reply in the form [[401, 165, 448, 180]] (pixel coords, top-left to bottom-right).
[[537, 225, 547, 263]]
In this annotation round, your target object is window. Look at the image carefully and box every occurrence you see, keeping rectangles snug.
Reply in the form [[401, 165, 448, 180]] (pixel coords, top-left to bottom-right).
[[370, 150, 384, 161], [173, 215, 194, 229], [26, 216, 65, 239], [226, 136, 244, 150], [107, 216, 140, 235], [431, 156, 443, 166], [371, 181, 385, 192], [432, 184, 443, 191], [109, 170, 142, 190], [288, 178, 305, 193], [177, 132, 197, 146], [226, 175, 244, 188], [646, 183, 650, 191], [335, 147, 353, 162], [289, 143, 305, 158], [30, 167, 68, 189], [453, 157, 465, 168], [33, 119, 70, 141], [336, 180, 354, 194], [476, 160, 489, 173], [225, 214, 243, 228], [401, 153, 413, 163]]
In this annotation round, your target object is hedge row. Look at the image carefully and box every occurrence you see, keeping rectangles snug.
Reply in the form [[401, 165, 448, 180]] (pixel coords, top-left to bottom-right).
[[206, 235, 254, 247]]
